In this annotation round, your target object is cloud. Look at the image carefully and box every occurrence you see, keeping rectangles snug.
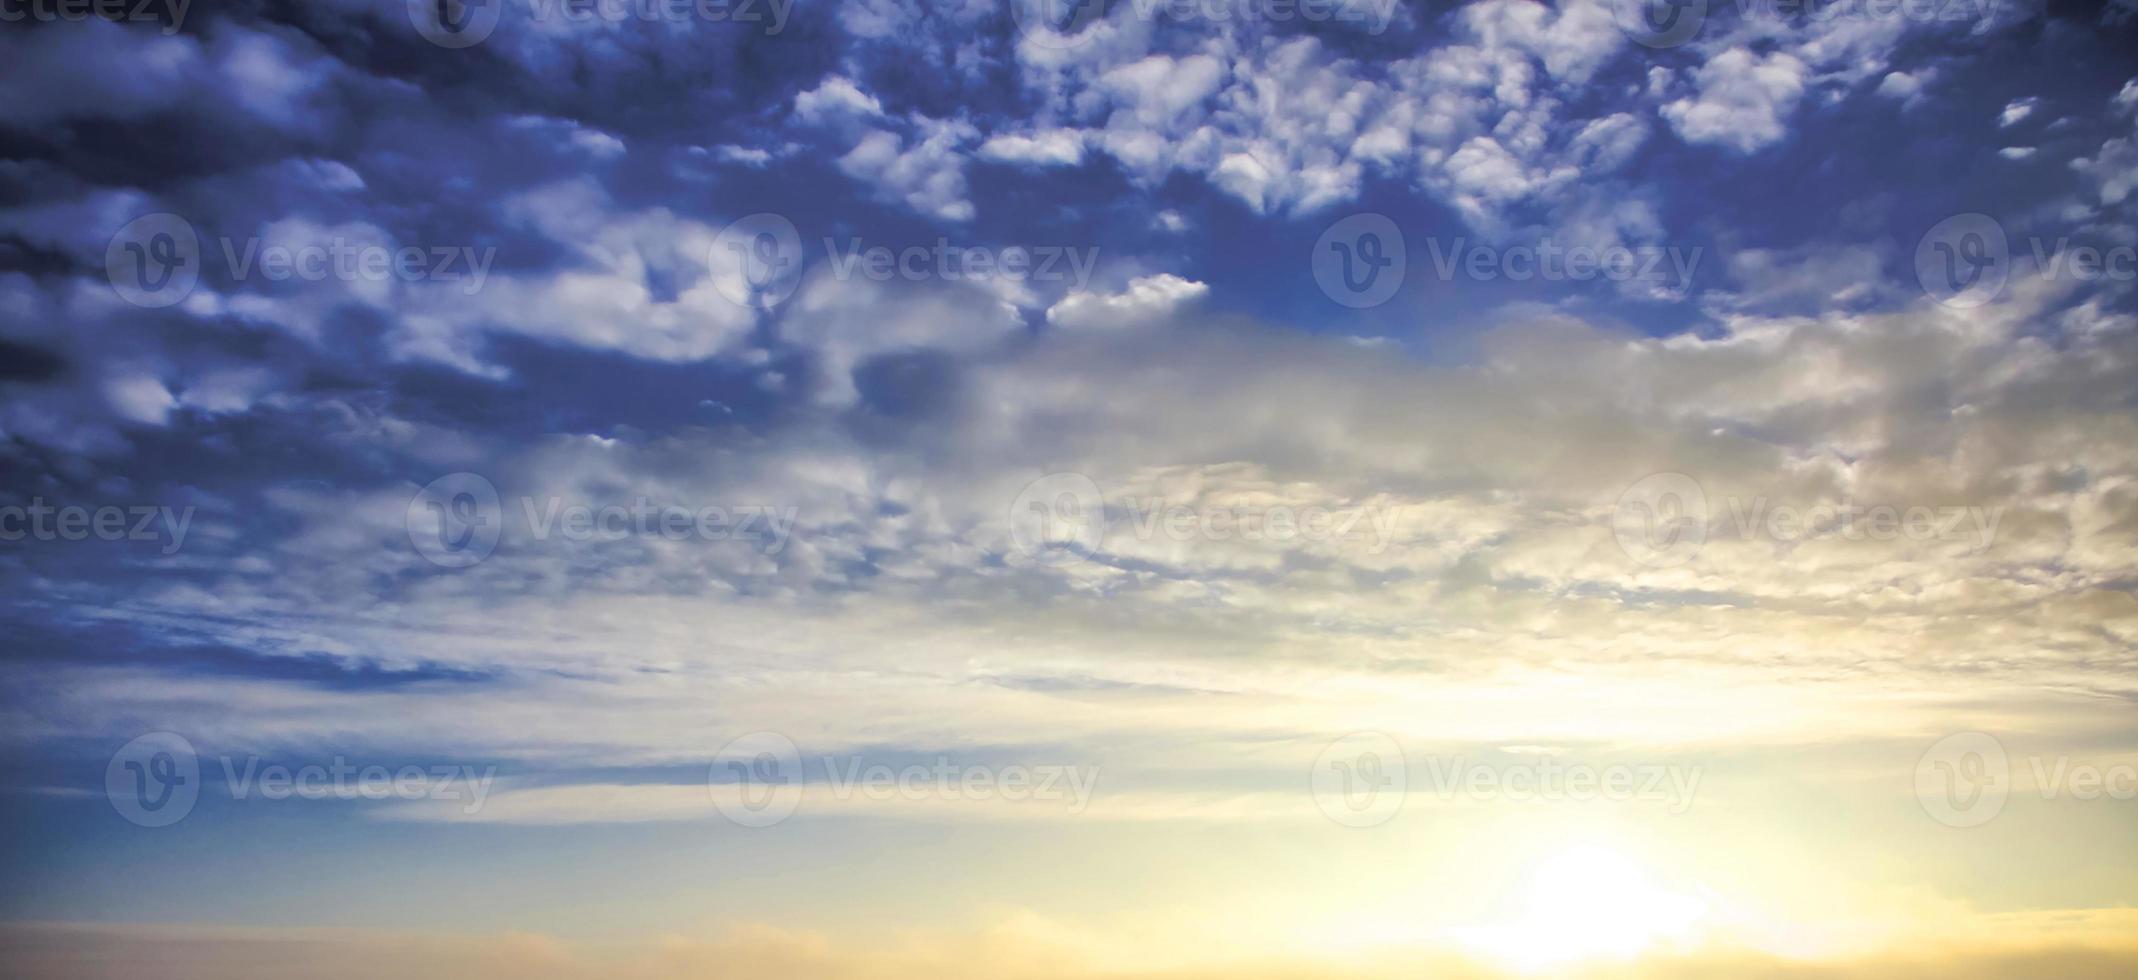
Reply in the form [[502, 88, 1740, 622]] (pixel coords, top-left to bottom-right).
[[781, 268, 1025, 403], [1661, 49, 1808, 154], [2072, 85, 2138, 208], [1876, 69, 1933, 107], [18, 264, 2138, 788], [836, 121, 979, 222], [794, 75, 887, 123], [0, 17, 337, 133], [2000, 96, 2039, 127], [1454, 0, 1624, 84], [713, 145, 776, 167], [1045, 274, 1208, 329], [102, 374, 178, 427], [977, 129, 1087, 167], [1568, 113, 1649, 172], [4, 1, 2138, 964], [386, 180, 761, 371], [1715, 242, 1889, 312]]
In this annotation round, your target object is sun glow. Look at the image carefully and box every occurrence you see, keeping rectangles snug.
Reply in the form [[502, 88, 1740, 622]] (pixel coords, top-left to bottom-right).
[[1455, 845, 1710, 972]]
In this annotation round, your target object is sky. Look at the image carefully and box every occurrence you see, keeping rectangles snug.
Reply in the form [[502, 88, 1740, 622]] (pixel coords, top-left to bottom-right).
[[3, 0, 2138, 976]]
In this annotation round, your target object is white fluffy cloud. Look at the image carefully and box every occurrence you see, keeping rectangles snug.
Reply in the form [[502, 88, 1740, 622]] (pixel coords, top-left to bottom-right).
[[794, 75, 886, 123], [1045, 274, 1208, 329], [1999, 96, 2038, 127], [1661, 49, 1808, 154], [976, 128, 1087, 166], [836, 120, 979, 222]]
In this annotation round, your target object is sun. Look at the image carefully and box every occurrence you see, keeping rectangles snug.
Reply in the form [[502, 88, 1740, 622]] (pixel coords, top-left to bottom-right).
[[1455, 844, 1710, 973]]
